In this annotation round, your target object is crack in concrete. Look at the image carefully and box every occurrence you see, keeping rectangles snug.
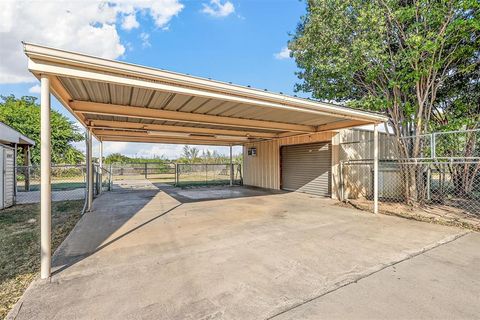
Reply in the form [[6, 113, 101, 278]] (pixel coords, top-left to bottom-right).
[[266, 231, 471, 320]]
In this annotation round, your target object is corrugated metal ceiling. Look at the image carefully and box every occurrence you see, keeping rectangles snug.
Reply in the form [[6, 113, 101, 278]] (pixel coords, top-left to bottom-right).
[[59, 77, 348, 127]]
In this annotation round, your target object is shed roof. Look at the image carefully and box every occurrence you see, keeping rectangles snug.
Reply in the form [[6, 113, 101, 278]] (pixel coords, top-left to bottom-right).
[[0, 122, 35, 146], [23, 42, 387, 146]]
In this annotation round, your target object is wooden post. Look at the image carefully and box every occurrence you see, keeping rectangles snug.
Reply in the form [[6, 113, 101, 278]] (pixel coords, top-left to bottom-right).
[[24, 145, 30, 191]]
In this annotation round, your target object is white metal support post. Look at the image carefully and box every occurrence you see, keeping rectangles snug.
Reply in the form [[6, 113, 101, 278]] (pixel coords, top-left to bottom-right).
[[373, 123, 379, 214], [86, 129, 93, 211], [98, 140, 103, 195], [13, 143, 17, 204], [40, 75, 51, 279], [229, 145, 233, 186]]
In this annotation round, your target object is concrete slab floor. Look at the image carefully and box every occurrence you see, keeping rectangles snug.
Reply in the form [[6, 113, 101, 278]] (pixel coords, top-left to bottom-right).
[[8, 183, 479, 319]]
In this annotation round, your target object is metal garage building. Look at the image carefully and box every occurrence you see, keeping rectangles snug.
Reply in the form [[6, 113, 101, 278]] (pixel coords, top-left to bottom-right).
[[0, 122, 35, 209], [23, 43, 388, 279]]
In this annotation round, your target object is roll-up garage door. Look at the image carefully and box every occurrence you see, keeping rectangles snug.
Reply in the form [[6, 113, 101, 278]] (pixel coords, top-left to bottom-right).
[[281, 142, 331, 196]]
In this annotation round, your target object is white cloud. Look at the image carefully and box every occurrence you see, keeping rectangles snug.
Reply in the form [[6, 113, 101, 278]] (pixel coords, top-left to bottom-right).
[[274, 47, 291, 60], [0, 0, 184, 84], [121, 13, 139, 30], [140, 33, 151, 48], [202, 0, 235, 17], [28, 84, 41, 94]]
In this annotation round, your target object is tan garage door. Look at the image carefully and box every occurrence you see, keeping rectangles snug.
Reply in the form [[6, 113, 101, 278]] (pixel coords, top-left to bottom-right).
[[281, 142, 331, 196]]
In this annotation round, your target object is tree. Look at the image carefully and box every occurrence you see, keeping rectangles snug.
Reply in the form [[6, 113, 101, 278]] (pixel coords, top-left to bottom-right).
[[104, 153, 132, 164], [433, 60, 480, 195], [0, 95, 84, 164], [289, 0, 479, 202], [181, 145, 200, 163]]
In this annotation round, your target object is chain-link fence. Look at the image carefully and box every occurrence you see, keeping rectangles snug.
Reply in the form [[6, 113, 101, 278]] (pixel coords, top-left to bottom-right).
[[110, 162, 176, 184], [15, 164, 112, 204], [340, 160, 480, 217], [176, 163, 242, 186], [394, 128, 480, 160], [95, 165, 113, 193], [16, 165, 87, 204]]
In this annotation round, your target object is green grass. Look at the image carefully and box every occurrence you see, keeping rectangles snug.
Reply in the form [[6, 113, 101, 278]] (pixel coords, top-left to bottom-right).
[[0, 200, 83, 319]]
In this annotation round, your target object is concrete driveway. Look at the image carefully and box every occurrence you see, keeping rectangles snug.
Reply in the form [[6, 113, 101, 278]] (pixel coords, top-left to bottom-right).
[[9, 180, 480, 319]]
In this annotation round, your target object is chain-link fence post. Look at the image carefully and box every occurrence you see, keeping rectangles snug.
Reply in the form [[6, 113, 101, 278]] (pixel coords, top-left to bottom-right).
[[174, 163, 179, 186]]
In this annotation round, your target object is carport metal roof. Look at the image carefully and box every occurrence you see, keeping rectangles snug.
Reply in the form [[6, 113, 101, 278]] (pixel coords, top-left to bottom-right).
[[23, 43, 387, 146]]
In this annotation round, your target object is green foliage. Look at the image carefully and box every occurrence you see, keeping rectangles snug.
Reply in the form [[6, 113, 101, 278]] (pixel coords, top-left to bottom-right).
[[290, 0, 479, 152], [104, 153, 134, 164], [104, 153, 170, 164], [176, 145, 242, 164], [0, 95, 84, 164], [178, 145, 201, 163], [104, 148, 241, 165]]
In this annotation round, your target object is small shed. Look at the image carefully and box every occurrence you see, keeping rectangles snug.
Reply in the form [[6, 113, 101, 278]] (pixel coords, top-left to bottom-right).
[[0, 122, 35, 209]]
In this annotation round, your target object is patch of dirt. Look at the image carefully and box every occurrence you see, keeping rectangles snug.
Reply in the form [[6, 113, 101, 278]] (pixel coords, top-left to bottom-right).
[[338, 199, 480, 232], [0, 200, 83, 319]]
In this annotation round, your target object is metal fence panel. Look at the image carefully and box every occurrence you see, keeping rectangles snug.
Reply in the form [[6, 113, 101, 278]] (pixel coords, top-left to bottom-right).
[[341, 160, 480, 216], [110, 162, 176, 184], [16, 165, 88, 204], [177, 163, 242, 186]]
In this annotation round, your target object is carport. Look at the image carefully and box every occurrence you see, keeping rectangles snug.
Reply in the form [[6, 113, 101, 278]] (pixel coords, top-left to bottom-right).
[[23, 42, 387, 279]]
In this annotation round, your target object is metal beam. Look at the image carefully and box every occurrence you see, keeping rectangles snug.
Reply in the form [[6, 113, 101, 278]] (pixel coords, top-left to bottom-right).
[[275, 120, 370, 138], [49, 76, 101, 141], [89, 119, 280, 138], [316, 119, 370, 132], [71, 101, 316, 133], [92, 129, 250, 144], [98, 135, 249, 146]]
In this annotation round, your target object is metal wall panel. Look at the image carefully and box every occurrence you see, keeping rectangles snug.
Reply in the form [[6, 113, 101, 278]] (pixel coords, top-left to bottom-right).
[[281, 142, 331, 196], [0, 146, 3, 209], [243, 131, 334, 190]]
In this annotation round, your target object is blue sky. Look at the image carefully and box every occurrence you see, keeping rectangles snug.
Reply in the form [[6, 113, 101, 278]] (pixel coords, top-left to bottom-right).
[[0, 0, 308, 159]]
